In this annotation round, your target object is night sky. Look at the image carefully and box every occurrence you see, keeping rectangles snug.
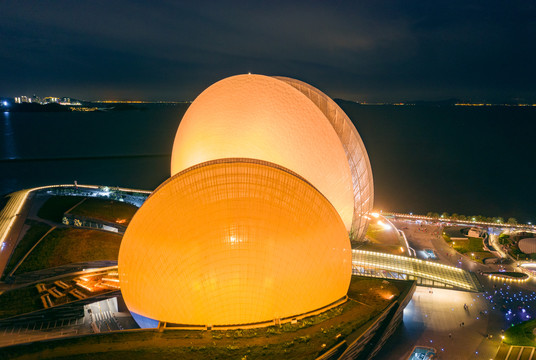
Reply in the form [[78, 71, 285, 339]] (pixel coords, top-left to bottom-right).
[[1, 0, 535, 103], [1, 1, 535, 220]]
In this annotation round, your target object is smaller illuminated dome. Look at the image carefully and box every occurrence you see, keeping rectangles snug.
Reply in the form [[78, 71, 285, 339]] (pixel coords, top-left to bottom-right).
[[119, 159, 351, 326]]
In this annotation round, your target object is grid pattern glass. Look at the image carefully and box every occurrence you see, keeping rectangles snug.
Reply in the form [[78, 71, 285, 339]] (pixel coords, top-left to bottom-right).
[[352, 250, 478, 291], [275, 77, 374, 241], [119, 159, 351, 326]]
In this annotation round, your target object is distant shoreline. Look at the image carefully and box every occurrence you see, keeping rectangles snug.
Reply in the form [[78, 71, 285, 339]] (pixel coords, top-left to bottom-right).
[[2, 102, 188, 112]]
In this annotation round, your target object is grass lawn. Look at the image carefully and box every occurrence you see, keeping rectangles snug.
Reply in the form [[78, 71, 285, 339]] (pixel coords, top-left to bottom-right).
[[16, 228, 121, 274], [69, 198, 138, 225], [37, 196, 86, 223], [0, 286, 41, 319], [3, 220, 51, 276], [452, 237, 485, 254], [0, 277, 412, 360], [504, 319, 536, 346]]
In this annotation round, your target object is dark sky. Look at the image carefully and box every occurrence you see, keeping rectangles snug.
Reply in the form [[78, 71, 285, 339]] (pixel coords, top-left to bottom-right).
[[1, 0, 535, 102]]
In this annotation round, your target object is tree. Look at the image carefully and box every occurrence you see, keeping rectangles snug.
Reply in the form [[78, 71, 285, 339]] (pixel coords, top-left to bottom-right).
[[507, 217, 518, 225], [441, 212, 450, 219], [451, 213, 459, 220]]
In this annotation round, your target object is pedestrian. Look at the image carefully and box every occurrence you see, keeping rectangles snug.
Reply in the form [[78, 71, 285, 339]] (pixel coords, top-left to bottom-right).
[[449, 333, 452, 339]]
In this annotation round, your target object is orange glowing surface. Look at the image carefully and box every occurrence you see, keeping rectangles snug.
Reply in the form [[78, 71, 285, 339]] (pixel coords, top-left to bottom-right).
[[171, 74, 355, 230], [275, 76, 374, 241], [119, 159, 351, 326]]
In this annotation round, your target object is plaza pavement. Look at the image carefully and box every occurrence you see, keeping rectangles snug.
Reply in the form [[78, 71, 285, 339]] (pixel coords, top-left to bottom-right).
[[375, 287, 503, 360]]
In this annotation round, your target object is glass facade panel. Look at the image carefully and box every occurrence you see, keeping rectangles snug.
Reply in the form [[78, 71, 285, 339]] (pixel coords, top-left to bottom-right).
[[352, 250, 478, 291]]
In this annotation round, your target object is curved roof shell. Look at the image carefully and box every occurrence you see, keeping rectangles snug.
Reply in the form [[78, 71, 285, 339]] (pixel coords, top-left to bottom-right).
[[519, 238, 536, 254], [171, 74, 355, 230], [274, 76, 374, 241], [119, 159, 351, 326]]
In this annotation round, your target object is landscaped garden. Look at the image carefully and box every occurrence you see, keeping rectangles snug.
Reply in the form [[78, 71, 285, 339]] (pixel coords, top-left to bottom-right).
[[36, 196, 139, 226], [0, 286, 40, 319], [37, 196, 86, 223], [442, 227, 496, 263], [498, 233, 536, 261], [3, 220, 51, 276], [69, 198, 138, 225], [15, 228, 122, 274]]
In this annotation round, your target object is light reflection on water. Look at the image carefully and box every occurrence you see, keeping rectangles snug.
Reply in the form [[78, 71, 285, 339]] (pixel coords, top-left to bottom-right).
[[2, 112, 17, 160]]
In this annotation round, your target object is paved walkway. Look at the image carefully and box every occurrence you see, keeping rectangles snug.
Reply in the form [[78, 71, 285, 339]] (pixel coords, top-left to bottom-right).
[[375, 287, 502, 360]]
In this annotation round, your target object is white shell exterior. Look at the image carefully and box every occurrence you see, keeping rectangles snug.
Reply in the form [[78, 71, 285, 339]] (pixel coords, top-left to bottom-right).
[[274, 77, 374, 241], [171, 74, 355, 230]]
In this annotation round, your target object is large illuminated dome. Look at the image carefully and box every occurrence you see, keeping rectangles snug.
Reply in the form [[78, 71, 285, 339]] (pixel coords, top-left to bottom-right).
[[119, 74, 374, 328], [119, 159, 351, 326], [170, 74, 373, 240]]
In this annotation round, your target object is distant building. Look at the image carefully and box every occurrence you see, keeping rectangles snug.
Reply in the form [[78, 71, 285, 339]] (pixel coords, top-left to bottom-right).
[[468, 227, 485, 238], [42, 97, 60, 104]]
